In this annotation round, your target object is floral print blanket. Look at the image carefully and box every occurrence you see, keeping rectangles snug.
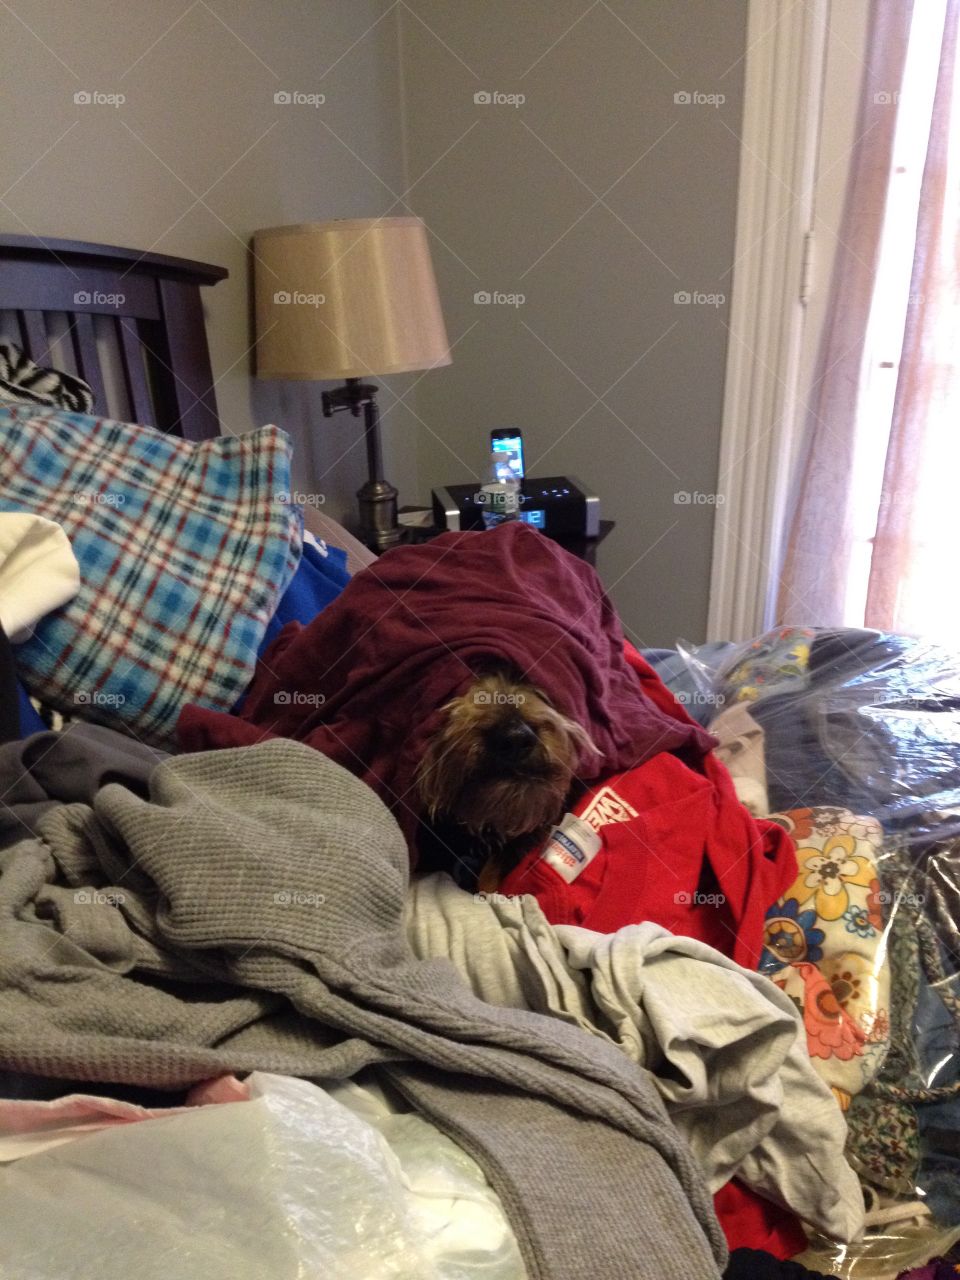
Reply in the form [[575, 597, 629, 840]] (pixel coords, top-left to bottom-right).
[[760, 806, 891, 1109]]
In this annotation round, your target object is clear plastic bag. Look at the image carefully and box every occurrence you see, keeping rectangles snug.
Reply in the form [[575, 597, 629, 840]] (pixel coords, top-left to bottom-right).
[[672, 627, 960, 1275], [0, 1071, 525, 1280]]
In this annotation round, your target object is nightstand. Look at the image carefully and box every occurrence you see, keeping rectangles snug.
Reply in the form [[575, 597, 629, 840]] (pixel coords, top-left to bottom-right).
[[396, 509, 614, 566]]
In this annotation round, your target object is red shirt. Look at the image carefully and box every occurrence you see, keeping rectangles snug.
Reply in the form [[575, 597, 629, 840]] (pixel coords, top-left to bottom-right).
[[499, 645, 797, 970]]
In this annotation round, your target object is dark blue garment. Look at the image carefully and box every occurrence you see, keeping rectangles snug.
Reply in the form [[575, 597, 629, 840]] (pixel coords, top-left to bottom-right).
[[918, 1096, 960, 1226], [15, 681, 44, 738], [914, 964, 960, 1223], [914, 971, 960, 1088], [723, 1248, 830, 1278], [3, 618, 45, 740], [0, 624, 23, 743], [748, 629, 960, 827]]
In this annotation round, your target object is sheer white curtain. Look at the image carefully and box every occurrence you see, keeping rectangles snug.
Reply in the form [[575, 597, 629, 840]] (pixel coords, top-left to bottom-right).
[[865, 0, 960, 640], [778, 0, 960, 639]]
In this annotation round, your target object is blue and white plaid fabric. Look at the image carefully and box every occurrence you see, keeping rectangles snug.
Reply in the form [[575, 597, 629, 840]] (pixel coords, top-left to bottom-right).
[[0, 405, 302, 745]]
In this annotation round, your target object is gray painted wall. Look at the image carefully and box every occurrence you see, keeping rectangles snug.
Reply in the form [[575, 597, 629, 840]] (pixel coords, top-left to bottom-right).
[[2, 0, 419, 522], [2, 1, 748, 645], [399, 1, 748, 646]]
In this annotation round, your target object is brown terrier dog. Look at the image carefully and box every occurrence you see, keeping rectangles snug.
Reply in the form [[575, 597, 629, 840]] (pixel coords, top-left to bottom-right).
[[416, 666, 597, 882]]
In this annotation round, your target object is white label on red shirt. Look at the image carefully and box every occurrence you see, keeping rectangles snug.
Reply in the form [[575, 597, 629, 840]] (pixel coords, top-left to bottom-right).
[[579, 786, 639, 832], [541, 812, 602, 883]]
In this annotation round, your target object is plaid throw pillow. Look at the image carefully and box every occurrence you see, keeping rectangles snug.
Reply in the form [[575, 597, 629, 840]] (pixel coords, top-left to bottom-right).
[[0, 405, 302, 746]]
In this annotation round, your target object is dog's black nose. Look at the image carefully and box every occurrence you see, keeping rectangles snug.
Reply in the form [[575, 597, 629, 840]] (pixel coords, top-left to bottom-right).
[[487, 718, 539, 762]]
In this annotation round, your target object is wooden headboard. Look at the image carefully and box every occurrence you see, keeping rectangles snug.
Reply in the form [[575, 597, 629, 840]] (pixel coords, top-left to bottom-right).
[[0, 235, 228, 440]]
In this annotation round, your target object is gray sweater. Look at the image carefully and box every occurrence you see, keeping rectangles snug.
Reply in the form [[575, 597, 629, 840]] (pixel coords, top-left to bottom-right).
[[0, 737, 725, 1280]]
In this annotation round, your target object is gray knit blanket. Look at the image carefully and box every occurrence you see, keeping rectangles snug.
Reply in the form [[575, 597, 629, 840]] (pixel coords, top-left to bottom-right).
[[0, 737, 725, 1280]]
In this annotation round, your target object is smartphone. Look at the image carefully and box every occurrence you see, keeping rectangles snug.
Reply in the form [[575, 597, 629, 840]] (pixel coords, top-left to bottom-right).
[[491, 429, 525, 480]]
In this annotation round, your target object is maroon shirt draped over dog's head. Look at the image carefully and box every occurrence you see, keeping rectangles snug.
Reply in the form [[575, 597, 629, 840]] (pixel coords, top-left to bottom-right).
[[179, 523, 714, 853]]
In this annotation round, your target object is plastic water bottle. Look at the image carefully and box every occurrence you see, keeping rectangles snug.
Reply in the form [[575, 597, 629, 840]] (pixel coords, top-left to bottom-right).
[[479, 451, 521, 528]]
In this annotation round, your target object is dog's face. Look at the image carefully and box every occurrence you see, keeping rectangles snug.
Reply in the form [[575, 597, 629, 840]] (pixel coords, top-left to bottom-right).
[[416, 668, 595, 846]]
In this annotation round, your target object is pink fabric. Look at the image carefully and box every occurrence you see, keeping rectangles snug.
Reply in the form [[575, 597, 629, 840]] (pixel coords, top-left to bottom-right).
[[778, 0, 914, 625], [185, 1074, 251, 1106], [0, 1075, 250, 1161], [774, 962, 867, 1063], [866, 0, 960, 636]]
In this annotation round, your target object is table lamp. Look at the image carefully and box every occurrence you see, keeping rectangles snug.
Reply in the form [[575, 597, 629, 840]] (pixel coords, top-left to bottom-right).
[[253, 217, 451, 551]]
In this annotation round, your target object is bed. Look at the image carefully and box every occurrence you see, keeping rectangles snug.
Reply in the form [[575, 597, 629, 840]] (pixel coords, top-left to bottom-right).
[[0, 236, 958, 1280]]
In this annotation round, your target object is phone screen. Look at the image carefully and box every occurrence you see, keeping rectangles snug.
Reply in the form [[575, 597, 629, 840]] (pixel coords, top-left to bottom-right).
[[491, 431, 525, 480]]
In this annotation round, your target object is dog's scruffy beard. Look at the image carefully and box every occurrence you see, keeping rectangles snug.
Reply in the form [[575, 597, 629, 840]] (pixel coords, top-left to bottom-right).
[[416, 669, 596, 868]]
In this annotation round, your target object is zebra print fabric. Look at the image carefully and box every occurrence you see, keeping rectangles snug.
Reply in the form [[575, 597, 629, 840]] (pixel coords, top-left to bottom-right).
[[0, 341, 94, 413]]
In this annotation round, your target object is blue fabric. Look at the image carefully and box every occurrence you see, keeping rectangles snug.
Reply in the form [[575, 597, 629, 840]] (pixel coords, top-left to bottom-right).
[[638, 644, 734, 726], [918, 1096, 960, 1225], [257, 538, 350, 655], [16, 682, 45, 737], [914, 972, 960, 1088]]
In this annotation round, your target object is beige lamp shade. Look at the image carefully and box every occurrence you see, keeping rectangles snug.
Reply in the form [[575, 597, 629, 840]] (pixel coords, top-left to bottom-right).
[[253, 217, 451, 380]]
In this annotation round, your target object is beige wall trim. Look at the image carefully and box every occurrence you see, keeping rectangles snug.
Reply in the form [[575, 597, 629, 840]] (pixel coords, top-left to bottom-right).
[[707, 0, 829, 641]]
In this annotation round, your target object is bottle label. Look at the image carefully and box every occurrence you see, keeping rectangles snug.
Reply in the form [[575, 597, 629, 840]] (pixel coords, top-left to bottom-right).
[[541, 813, 602, 883], [480, 483, 519, 521]]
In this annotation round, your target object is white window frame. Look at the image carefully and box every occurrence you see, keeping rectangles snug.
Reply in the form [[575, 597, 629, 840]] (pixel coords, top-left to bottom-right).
[[707, 0, 829, 641]]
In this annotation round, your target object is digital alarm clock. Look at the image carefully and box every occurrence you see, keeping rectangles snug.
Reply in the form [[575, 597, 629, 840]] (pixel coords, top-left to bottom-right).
[[432, 476, 600, 538]]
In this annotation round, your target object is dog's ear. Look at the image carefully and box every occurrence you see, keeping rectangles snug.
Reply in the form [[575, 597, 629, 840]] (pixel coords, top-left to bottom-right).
[[561, 714, 600, 764]]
